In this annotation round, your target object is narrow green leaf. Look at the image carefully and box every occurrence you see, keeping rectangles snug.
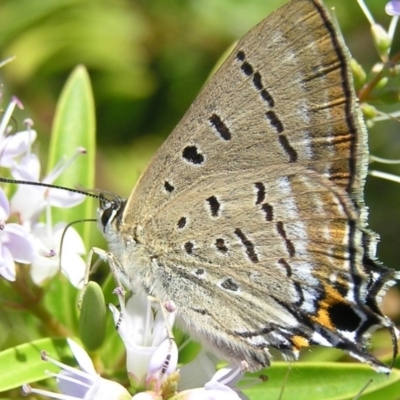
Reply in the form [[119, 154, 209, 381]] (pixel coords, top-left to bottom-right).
[[243, 362, 400, 400], [0, 338, 72, 392], [48, 65, 96, 246]]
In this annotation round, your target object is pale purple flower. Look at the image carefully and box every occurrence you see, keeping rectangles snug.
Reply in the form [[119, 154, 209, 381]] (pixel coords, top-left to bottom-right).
[[30, 221, 86, 288], [109, 292, 178, 392], [0, 187, 35, 281], [22, 339, 133, 400], [386, 0, 400, 16], [11, 150, 86, 226], [0, 97, 37, 168]]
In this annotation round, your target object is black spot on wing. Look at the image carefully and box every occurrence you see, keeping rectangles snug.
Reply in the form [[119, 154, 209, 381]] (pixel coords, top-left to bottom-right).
[[206, 195, 220, 217], [234, 228, 259, 263], [182, 146, 204, 164]]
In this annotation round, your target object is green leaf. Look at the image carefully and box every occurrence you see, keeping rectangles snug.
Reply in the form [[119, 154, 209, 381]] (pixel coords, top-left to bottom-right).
[[243, 362, 400, 400], [48, 65, 96, 246], [44, 274, 79, 335], [0, 337, 72, 392], [79, 281, 106, 351]]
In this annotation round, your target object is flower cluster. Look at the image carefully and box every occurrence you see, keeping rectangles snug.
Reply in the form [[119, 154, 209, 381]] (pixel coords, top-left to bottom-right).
[[22, 293, 249, 400], [0, 95, 86, 287]]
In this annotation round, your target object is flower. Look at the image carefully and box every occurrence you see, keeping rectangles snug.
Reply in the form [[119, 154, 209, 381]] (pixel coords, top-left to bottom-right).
[[386, 0, 400, 15], [109, 293, 249, 399], [0, 187, 35, 281], [22, 339, 133, 400], [11, 149, 86, 227], [109, 292, 178, 392], [20, 293, 253, 400], [30, 221, 86, 288]]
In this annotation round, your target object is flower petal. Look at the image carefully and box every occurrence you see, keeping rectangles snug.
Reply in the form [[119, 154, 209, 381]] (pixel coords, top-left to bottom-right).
[[47, 188, 86, 208], [60, 252, 86, 289], [0, 129, 37, 167], [84, 378, 132, 400], [67, 338, 97, 375], [0, 187, 10, 219], [11, 185, 46, 224], [30, 256, 58, 285], [57, 370, 92, 398], [11, 153, 41, 181], [0, 245, 16, 281], [54, 223, 85, 255], [210, 365, 243, 388], [2, 223, 35, 263], [148, 338, 178, 378]]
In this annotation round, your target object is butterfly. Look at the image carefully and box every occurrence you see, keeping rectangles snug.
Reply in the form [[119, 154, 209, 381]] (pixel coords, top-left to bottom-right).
[[97, 0, 399, 372]]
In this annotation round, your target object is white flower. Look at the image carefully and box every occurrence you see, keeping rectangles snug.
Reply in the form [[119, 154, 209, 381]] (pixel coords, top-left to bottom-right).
[[109, 292, 178, 392], [30, 221, 86, 288], [22, 339, 133, 400], [0, 187, 35, 281], [11, 150, 86, 227]]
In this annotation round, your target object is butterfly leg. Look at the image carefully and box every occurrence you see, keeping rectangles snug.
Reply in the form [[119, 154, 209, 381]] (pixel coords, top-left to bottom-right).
[[85, 247, 178, 378], [77, 246, 109, 308], [147, 295, 177, 376]]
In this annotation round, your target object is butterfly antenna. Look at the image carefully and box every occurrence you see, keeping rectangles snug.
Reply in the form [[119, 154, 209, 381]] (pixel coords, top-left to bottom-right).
[[58, 218, 97, 273], [0, 177, 100, 199]]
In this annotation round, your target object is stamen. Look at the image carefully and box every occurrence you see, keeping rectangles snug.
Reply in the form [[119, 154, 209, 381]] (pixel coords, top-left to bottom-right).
[[44, 147, 87, 184], [45, 249, 56, 258], [22, 382, 77, 399], [40, 351, 93, 381], [218, 365, 244, 386], [46, 370, 92, 390]]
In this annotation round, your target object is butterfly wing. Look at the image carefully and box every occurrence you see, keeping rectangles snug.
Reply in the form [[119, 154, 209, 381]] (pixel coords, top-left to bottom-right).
[[110, 0, 398, 371], [125, 0, 366, 220]]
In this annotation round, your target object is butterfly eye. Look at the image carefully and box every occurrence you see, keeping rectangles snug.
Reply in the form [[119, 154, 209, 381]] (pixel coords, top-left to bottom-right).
[[101, 206, 114, 228], [100, 197, 124, 229]]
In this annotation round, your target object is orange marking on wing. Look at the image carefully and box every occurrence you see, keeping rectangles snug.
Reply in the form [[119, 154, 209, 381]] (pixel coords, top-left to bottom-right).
[[292, 335, 310, 349], [311, 283, 348, 330]]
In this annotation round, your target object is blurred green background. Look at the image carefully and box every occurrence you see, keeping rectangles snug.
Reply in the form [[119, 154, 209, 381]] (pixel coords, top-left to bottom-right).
[[0, 0, 399, 274]]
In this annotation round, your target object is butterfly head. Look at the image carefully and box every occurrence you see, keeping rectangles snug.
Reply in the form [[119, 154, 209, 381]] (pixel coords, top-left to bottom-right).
[[97, 192, 126, 237]]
